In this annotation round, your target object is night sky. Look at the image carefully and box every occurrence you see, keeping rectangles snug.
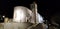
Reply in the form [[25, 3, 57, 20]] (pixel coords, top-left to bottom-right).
[[0, 0, 60, 22], [1, 0, 35, 18]]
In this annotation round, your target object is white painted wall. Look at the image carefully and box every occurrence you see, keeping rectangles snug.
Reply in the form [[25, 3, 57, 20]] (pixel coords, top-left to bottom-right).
[[13, 6, 44, 23]]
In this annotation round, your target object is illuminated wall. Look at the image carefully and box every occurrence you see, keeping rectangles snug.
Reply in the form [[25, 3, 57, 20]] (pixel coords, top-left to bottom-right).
[[13, 6, 27, 22], [13, 6, 44, 23]]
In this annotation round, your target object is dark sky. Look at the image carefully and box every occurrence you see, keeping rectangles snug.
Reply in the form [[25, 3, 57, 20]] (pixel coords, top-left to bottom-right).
[[0, 0, 34, 18], [0, 0, 59, 19]]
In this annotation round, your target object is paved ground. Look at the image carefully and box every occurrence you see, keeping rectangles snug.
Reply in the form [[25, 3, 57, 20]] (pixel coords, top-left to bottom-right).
[[0, 22, 33, 29], [0, 23, 45, 29]]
